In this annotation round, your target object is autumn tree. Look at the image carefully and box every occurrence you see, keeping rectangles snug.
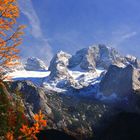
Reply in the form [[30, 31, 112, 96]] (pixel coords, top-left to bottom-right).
[[0, 88, 28, 139], [0, 0, 27, 138], [5, 110, 47, 140], [0, 0, 25, 80], [0, 1, 48, 140]]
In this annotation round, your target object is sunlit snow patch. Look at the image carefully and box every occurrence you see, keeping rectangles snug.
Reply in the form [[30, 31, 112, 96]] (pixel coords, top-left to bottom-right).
[[7, 70, 50, 79], [6, 70, 50, 85]]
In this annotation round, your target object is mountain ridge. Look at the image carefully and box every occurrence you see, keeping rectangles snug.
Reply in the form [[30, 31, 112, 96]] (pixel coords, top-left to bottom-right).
[[7, 44, 140, 140], [8, 44, 140, 99]]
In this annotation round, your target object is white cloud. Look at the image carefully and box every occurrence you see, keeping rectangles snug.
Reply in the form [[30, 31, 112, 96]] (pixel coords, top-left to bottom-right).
[[18, 0, 42, 38], [121, 31, 137, 39], [18, 0, 53, 63]]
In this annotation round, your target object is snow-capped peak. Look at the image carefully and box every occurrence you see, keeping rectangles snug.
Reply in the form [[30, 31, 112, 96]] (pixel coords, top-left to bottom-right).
[[24, 57, 48, 71], [6, 45, 140, 97]]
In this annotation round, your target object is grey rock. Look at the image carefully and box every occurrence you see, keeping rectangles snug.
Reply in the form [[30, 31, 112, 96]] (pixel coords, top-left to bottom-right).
[[69, 44, 125, 71], [11, 81, 52, 116], [132, 69, 140, 92], [25, 57, 48, 71], [99, 64, 140, 97], [69, 48, 87, 68], [80, 47, 97, 71], [136, 60, 140, 68], [48, 51, 72, 80], [96, 44, 125, 69], [125, 55, 140, 68], [68, 46, 98, 71]]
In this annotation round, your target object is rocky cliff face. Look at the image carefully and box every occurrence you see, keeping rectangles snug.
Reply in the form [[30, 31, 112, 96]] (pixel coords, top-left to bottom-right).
[[125, 55, 140, 68], [99, 64, 140, 98], [48, 51, 72, 80], [10, 81, 52, 118], [68, 44, 126, 70]]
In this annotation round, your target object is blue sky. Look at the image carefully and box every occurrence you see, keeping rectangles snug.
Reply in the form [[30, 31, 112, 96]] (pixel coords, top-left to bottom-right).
[[18, 0, 140, 63]]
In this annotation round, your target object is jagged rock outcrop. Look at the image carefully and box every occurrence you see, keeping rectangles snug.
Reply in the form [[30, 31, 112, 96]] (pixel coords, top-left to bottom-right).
[[25, 57, 48, 71], [125, 55, 140, 68], [78, 47, 97, 71], [68, 48, 87, 69], [68, 44, 126, 71], [68, 47, 97, 71], [10, 81, 52, 118], [99, 64, 140, 97], [96, 45, 125, 69], [48, 51, 72, 80], [68, 46, 98, 71]]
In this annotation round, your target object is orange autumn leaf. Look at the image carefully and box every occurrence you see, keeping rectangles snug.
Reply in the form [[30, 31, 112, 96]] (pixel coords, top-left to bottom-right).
[[5, 132, 14, 140], [19, 111, 47, 140]]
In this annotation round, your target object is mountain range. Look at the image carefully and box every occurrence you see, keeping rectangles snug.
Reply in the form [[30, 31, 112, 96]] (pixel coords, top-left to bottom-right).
[[8, 44, 140, 140], [9, 44, 140, 98]]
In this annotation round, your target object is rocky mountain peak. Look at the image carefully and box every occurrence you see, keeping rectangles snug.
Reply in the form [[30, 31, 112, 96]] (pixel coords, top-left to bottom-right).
[[48, 51, 72, 80], [47, 45, 140, 87], [68, 44, 125, 70], [125, 55, 140, 68], [25, 57, 48, 71]]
